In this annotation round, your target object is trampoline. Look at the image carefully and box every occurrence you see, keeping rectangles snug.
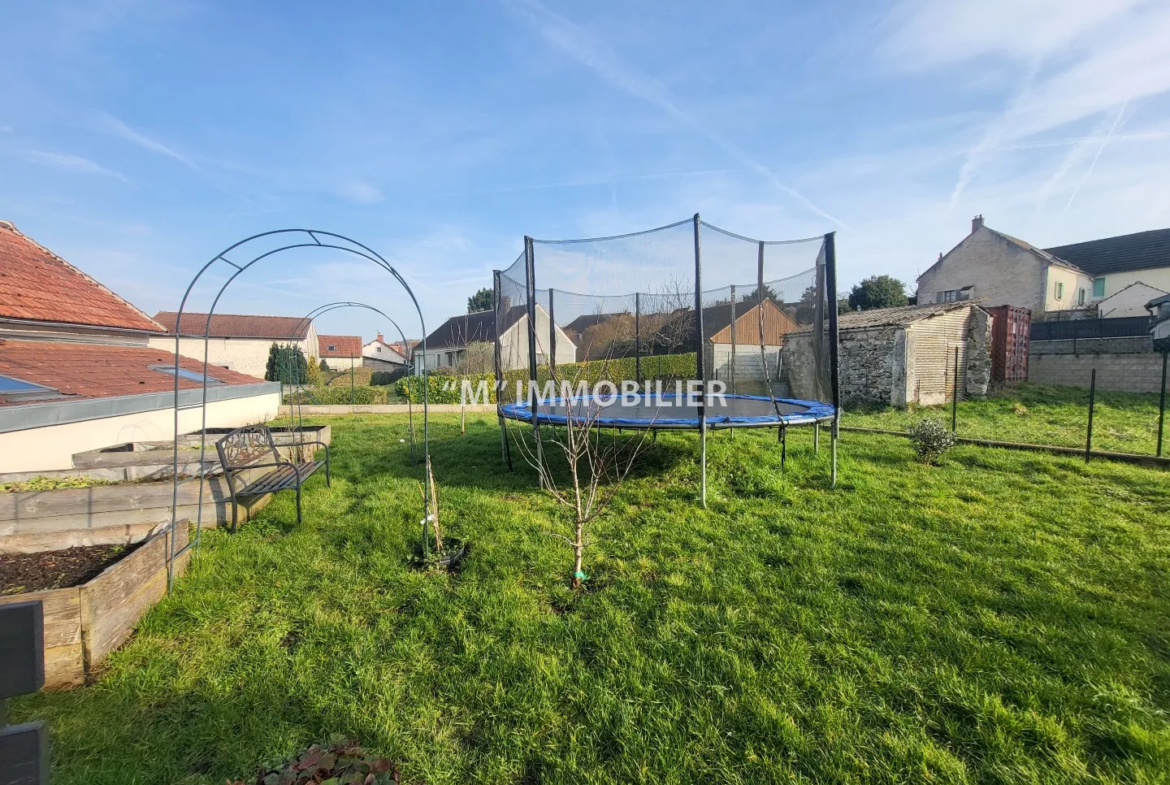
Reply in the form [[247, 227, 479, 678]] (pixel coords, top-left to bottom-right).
[[492, 214, 842, 505], [500, 393, 835, 430]]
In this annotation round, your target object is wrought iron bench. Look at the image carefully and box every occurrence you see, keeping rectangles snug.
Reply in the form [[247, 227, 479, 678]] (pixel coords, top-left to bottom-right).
[[215, 424, 330, 532]]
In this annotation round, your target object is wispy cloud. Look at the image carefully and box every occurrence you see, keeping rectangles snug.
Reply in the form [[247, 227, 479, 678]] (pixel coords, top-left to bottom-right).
[[503, 0, 850, 232], [334, 180, 385, 205], [93, 111, 197, 169], [883, 0, 1170, 207], [19, 149, 130, 182]]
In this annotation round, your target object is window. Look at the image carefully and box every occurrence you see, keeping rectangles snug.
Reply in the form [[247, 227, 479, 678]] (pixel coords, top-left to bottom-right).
[[1092, 278, 1105, 298], [1078, 288, 1086, 306], [375, 346, 381, 353], [0, 374, 60, 402], [327, 344, 336, 351], [938, 289, 960, 303], [1054, 281, 1064, 301], [149, 365, 222, 385]]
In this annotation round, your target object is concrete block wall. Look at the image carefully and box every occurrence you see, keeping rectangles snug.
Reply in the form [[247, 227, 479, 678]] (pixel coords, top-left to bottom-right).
[[1029, 338, 1166, 392]]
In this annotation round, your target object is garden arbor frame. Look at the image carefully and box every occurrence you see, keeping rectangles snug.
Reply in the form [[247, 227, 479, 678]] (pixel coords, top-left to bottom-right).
[[278, 301, 419, 460], [166, 230, 429, 588]]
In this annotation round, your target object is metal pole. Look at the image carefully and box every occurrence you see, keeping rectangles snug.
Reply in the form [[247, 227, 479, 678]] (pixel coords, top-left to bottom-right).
[[1086, 368, 1097, 463], [635, 292, 641, 388], [350, 355, 355, 406], [1158, 351, 1167, 457], [525, 237, 543, 478], [814, 421, 820, 455], [548, 287, 557, 381], [493, 270, 512, 469], [952, 345, 959, 434], [693, 214, 706, 507], [729, 284, 737, 396], [824, 232, 841, 488]]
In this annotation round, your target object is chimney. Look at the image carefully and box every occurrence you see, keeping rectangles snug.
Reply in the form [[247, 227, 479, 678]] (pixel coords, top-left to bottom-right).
[[971, 214, 984, 233], [376, 332, 383, 343]]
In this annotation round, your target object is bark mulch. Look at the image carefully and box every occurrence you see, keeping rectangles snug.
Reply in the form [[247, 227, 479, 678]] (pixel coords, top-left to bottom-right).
[[0, 544, 140, 595]]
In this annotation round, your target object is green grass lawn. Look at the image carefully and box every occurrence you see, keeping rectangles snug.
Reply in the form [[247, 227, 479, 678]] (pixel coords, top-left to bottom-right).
[[844, 383, 1167, 456], [12, 414, 1170, 784]]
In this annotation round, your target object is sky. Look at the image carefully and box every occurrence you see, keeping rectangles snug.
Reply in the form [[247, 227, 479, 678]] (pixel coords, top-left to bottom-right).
[[3, 0, 1170, 342]]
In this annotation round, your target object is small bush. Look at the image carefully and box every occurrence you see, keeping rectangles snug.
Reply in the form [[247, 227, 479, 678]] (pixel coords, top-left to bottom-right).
[[907, 419, 956, 464], [230, 739, 398, 784]]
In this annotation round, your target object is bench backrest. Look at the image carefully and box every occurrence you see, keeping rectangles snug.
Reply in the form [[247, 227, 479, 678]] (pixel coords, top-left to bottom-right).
[[215, 424, 279, 473]]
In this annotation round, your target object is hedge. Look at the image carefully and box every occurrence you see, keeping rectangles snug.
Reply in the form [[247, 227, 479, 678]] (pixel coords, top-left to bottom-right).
[[284, 385, 389, 405], [394, 353, 698, 404]]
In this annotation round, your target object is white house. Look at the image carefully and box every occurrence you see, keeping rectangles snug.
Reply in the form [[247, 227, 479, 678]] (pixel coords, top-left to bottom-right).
[[1093, 282, 1169, 319], [416, 305, 577, 373], [0, 220, 278, 472], [317, 334, 362, 372], [917, 216, 1093, 316], [151, 312, 319, 378], [1046, 227, 1170, 305], [362, 334, 410, 369]]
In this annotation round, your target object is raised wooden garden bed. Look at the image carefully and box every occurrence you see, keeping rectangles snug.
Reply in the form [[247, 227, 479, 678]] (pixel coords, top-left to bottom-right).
[[0, 522, 190, 689]]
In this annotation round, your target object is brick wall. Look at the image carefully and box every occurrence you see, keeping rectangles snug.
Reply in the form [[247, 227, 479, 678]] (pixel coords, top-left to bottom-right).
[[1028, 337, 1167, 392]]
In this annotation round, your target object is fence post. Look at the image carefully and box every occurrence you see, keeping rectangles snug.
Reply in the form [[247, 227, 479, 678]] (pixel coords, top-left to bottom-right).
[[350, 356, 355, 406], [952, 345, 959, 434], [1085, 368, 1096, 463], [1158, 350, 1167, 458]]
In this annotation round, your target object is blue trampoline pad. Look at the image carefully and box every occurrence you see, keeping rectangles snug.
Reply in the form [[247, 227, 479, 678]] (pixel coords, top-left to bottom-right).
[[499, 393, 835, 429]]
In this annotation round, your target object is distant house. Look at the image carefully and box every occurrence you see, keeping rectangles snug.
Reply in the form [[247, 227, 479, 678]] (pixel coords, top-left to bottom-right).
[[317, 334, 362, 371], [0, 221, 277, 472], [151, 312, 318, 379], [917, 216, 1093, 317], [362, 333, 410, 370], [1046, 228, 1170, 306], [417, 306, 576, 373], [782, 302, 992, 408], [1093, 282, 1169, 319]]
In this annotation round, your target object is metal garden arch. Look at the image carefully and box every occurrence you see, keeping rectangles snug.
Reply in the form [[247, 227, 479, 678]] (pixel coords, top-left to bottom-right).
[[166, 230, 429, 587]]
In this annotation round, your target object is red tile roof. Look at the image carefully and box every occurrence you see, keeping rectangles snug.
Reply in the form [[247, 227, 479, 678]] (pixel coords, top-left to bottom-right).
[[0, 221, 164, 333], [0, 340, 264, 405], [318, 334, 362, 358], [153, 311, 312, 339]]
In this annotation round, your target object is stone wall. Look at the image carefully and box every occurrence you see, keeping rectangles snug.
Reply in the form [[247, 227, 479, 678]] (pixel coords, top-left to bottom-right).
[[1029, 337, 1166, 392]]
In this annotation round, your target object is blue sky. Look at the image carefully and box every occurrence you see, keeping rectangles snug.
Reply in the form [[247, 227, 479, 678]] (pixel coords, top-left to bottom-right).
[[3, 0, 1170, 341]]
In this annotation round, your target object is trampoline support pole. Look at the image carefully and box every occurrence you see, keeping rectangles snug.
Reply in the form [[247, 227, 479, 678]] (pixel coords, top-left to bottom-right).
[[814, 422, 820, 455], [780, 426, 787, 471], [693, 213, 706, 508], [825, 231, 841, 489]]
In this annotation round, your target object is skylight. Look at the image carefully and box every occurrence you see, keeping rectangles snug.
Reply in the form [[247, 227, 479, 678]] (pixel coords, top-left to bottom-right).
[[0, 374, 61, 402], [149, 365, 223, 385]]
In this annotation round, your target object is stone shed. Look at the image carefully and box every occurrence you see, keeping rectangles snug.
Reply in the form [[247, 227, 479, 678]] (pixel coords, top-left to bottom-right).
[[783, 303, 992, 408]]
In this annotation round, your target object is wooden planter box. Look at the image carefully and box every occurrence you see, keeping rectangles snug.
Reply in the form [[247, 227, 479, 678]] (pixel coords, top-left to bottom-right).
[[0, 476, 272, 554], [0, 522, 191, 690]]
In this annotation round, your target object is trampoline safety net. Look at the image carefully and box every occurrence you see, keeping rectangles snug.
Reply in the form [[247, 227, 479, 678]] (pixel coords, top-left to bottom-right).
[[494, 216, 837, 415]]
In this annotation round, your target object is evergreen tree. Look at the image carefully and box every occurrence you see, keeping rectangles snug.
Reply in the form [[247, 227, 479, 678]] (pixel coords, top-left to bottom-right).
[[467, 287, 493, 313], [847, 275, 909, 311]]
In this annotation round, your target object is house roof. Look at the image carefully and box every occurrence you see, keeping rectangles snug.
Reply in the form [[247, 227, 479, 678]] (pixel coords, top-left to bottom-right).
[[565, 313, 621, 335], [0, 340, 263, 406], [423, 307, 531, 350], [0, 221, 164, 333], [792, 302, 980, 333], [1045, 228, 1170, 276], [362, 338, 409, 363], [916, 224, 1084, 283], [317, 334, 362, 358], [153, 311, 312, 340]]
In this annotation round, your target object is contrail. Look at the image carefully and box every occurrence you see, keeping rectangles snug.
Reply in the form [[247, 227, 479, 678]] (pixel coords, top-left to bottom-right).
[[503, 0, 851, 232], [1059, 101, 1128, 220]]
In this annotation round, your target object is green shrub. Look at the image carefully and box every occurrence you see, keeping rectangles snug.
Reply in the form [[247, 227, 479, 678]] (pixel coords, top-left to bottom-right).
[[397, 373, 495, 404], [370, 369, 407, 386], [230, 738, 398, 785], [907, 418, 956, 464], [284, 385, 389, 405]]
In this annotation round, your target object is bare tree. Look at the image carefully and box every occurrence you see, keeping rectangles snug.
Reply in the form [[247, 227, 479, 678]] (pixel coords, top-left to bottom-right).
[[509, 357, 652, 589]]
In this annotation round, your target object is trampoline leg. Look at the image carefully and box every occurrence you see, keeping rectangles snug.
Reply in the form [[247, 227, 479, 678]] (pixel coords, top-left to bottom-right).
[[653, 429, 658, 444], [814, 422, 820, 456], [700, 421, 708, 508], [830, 425, 838, 488], [781, 426, 787, 471]]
